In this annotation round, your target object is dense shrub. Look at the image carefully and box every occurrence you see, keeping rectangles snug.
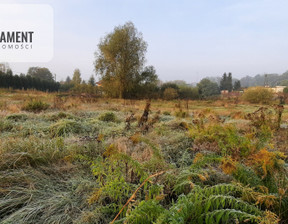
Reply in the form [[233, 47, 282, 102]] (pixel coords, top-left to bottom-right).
[[163, 88, 179, 100], [178, 86, 199, 100], [242, 87, 274, 104]]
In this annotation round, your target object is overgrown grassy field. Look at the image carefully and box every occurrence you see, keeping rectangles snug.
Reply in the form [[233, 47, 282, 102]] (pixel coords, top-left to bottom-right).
[[0, 89, 288, 224]]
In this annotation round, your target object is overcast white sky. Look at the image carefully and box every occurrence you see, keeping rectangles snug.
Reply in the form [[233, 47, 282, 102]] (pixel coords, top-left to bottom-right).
[[1, 0, 288, 82]]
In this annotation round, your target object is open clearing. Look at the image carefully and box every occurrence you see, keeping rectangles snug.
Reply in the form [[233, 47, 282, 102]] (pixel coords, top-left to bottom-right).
[[0, 90, 288, 224]]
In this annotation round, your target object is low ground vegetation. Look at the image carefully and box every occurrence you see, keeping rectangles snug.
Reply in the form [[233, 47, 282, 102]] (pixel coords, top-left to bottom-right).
[[0, 90, 288, 223]]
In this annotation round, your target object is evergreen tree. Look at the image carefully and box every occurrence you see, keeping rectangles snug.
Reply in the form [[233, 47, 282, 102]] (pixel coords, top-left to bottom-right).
[[220, 73, 227, 90], [0, 70, 60, 91], [227, 72, 233, 92], [88, 75, 96, 86], [220, 72, 233, 92], [65, 76, 71, 83], [234, 80, 241, 91]]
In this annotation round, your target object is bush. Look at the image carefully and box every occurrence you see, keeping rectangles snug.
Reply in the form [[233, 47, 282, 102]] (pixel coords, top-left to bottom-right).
[[189, 124, 259, 157], [98, 112, 117, 122], [179, 86, 199, 100], [163, 88, 178, 100], [22, 99, 50, 112], [242, 87, 274, 104]]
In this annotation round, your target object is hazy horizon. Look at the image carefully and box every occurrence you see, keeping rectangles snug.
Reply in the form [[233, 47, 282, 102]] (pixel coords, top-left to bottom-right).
[[1, 0, 288, 83]]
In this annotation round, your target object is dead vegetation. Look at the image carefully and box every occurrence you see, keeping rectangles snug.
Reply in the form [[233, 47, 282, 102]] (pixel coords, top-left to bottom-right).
[[0, 90, 288, 223]]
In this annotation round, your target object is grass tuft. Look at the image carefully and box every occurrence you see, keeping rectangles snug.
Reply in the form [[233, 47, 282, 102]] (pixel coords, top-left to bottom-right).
[[22, 100, 50, 113]]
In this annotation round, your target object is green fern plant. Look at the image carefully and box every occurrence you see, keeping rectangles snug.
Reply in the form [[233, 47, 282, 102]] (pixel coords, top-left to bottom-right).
[[89, 157, 135, 216], [156, 183, 279, 224], [89, 144, 167, 218], [232, 164, 263, 187], [173, 169, 209, 195], [199, 209, 260, 224], [124, 200, 165, 224]]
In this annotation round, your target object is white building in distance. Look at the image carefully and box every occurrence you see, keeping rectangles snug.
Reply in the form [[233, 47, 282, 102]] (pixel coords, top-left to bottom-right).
[[271, 86, 286, 93]]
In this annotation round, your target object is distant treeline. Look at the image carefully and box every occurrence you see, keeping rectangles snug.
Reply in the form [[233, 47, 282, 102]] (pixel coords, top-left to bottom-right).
[[206, 71, 288, 88], [240, 71, 288, 87], [0, 67, 242, 100], [0, 70, 60, 92]]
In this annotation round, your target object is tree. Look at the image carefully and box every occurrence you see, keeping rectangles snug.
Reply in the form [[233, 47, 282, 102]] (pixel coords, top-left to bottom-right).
[[220, 72, 233, 92], [0, 69, 60, 91], [280, 80, 288, 86], [138, 66, 158, 86], [220, 73, 227, 91], [129, 65, 159, 98], [160, 83, 179, 93], [72, 69, 82, 85], [227, 73, 233, 92], [197, 78, 220, 99], [234, 80, 241, 91], [178, 86, 199, 100], [88, 75, 96, 86], [65, 76, 72, 83], [94, 22, 148, 98], [71, 69, 82, 93], [169, 80, 187, 87], [0, 63, 10, 73], [86, 75, 98, 94], [27, 67, 54, 82]]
